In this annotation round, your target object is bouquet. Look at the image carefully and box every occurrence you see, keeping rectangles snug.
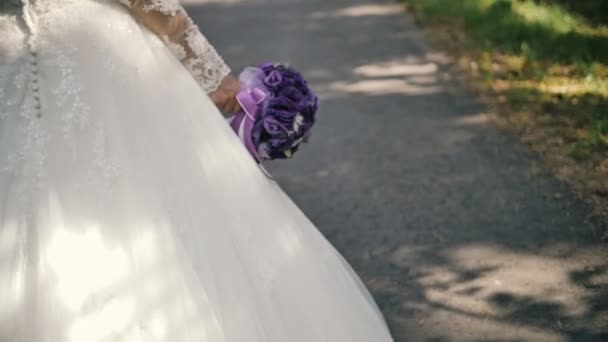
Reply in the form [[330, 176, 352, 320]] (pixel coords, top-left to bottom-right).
[[228, 63, 318, 163]]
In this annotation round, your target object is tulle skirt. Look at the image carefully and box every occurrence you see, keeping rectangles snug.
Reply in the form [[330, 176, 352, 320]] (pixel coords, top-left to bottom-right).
[[0, 1, 393, 341]]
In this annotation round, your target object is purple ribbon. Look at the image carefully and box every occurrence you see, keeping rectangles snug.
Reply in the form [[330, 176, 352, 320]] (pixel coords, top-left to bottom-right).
[[229, 68, 269, 163]]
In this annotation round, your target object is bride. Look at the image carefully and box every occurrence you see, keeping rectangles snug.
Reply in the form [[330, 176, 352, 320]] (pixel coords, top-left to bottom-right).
[[0, 0, 394, 341]]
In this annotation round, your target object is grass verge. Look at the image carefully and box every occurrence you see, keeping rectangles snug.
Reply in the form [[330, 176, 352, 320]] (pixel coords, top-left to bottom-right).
[[400, 0, 608, 238]]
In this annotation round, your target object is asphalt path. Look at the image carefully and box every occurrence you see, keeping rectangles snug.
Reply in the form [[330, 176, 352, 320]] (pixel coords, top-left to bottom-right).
[[189, 0, 608, 340]]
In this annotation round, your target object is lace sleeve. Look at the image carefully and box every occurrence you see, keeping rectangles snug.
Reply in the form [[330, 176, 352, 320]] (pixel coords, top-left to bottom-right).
[[119, 0, 231, 93]]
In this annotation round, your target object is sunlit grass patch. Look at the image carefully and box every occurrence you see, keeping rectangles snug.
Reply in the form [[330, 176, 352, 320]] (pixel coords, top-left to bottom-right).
[[513, 1, 581, 34], [403, 0, 608, 155]]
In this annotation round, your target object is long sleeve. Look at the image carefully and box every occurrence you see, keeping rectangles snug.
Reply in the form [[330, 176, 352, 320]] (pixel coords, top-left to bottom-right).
[[119, 0, 231, 93]]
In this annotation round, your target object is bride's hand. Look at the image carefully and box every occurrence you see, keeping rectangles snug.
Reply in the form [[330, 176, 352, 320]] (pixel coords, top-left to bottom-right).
[[209, 75, 242, 116]]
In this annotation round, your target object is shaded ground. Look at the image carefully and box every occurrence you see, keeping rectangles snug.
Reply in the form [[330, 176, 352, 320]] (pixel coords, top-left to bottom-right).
[[541, 0, 608, 25], [400, 0, 608, 228], [187, 0, 608, 340]]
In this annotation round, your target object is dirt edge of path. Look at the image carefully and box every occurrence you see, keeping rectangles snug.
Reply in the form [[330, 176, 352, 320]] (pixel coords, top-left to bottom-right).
[[397, 3, 608, 240]]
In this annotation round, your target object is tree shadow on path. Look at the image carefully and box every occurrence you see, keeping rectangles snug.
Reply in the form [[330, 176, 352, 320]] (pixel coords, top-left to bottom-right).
[[188, 0, 608, 340]]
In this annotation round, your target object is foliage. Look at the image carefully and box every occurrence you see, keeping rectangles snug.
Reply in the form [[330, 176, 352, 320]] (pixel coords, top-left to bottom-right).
[[403, 0, 608, 156]]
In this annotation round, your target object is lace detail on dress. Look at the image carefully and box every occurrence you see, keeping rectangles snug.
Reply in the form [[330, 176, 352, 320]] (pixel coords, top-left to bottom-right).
[[161, 36, 187, 60], [119, 0, 180, 15], [0, 7, 122, 197], [121, 0, 230, 93], [182, 17, 231, 93], [142, 0, 180, 16]]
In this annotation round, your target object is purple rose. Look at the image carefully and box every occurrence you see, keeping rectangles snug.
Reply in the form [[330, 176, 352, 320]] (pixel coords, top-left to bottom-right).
[[263, 116, 290, 137], [301, 96, 318, 120], [260, 62, 275, 75], [264, 70, 284, 90], [268, 97, 297, 112], [279, 87, 307, 110], [282, 69, 306, 87], [266, 108, 297, 127]]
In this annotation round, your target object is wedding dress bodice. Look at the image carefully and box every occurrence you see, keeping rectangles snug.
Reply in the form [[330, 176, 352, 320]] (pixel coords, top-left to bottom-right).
[[19, 0, 230, 93], [0, 0, 232, 196]]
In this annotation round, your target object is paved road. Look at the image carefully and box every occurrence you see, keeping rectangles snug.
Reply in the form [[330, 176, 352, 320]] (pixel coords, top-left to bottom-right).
[[188, 0, 608, 340]]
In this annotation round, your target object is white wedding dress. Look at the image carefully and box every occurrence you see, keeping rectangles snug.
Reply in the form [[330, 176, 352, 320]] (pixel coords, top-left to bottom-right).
[[0, 1, 394, 341]]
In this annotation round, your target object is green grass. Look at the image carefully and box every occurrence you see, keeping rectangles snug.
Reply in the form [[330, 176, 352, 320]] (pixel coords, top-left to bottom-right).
[[403, 0, 608, 155]]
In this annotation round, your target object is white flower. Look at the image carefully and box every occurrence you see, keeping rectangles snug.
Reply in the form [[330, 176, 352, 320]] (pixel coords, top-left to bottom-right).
[[292, 113, 304, 132]]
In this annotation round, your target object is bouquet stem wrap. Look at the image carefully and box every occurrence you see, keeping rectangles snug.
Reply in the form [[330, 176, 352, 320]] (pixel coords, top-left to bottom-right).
[[229, 67, 269, 163]]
